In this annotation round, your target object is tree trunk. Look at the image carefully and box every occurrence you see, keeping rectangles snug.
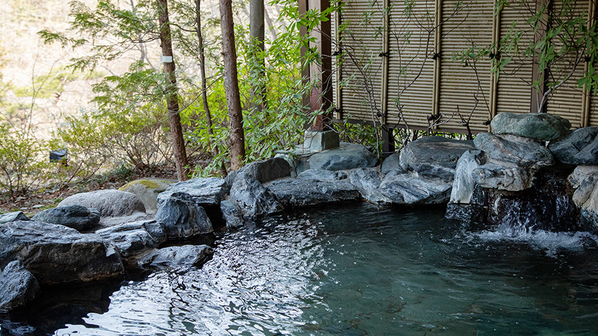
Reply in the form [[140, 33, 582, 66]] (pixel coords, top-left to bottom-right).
[[195, 0, 215, 143], [249, 0, 267, 112], [219, 0, 245, 170], [157, 0, 189, 181]]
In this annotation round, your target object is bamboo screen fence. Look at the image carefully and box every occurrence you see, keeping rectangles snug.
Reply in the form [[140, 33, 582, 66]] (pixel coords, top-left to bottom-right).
[[331, 0, 597, 133]]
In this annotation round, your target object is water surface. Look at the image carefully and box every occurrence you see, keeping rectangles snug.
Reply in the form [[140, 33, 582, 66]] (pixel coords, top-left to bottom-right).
[[7, 204, 598, 335]]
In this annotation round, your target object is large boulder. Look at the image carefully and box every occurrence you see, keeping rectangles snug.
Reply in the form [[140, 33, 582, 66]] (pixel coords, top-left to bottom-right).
[[491, 112, 571, 141], [265, 177, 361, 208], [568, 166, 598, 228], [0, 260, 40, 313], [0, 221, 124, 286], [229, 172, 284, 217], [96, 221, 165, 258], [474, 133, 554, 168], [549, 127, 598, 165], [473, 133, 554, 192], [225, 157, 291, 187], [0, 211, 29, 224], [32, 205, 100, 232], [308, 142, 377, 171], [379, 172, 452, 205], [399, 136, 475, 181], [157, 177, 227, 223], [58, 190, 146, 217], [119, 178, 174, 214], [349, 168, 392, 204], [138, 245, 213, 272], [220, 200, 244, 231], [154, 193, 213, 240]]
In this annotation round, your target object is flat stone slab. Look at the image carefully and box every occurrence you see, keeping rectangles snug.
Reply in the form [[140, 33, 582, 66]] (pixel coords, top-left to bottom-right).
[[58, 190, 146, 217], [138, 245, 213, 272], [549, 127, 598, 165], [0, 221, 124, 286], [265, 177, 361, 208], [157, 177, 227, 208], [308, 142, 377, 171], [491, 112, 571, 141], [96, 222, 164, 258], [399, 136, 475, 181]]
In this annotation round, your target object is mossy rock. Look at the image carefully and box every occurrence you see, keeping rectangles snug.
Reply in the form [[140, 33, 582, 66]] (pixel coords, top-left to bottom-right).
[[119, 178, 175, 214]]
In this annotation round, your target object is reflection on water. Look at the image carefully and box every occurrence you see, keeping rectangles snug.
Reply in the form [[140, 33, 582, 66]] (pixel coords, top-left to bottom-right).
[[5, 203, 598, 335]]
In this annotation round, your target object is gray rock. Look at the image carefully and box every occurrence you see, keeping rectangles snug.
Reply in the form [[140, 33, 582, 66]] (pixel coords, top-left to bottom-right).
[[138, 245, 213, 272], [119, 178, 174, 214], [32, 205, 100, 232], [224, 157, 292, 189], [0, 211, 29, 224], [474, 132, 554, 168], [298, 169, 348, 181], [229, 172, 284, 217], [491, 112, 571, 141], [58, 190, 146, 217], [472, 163, 533, 192], [399, 136, 475, 181], [568, 166, 598, 227], [0, 261, 40, 313], [381, 152, 402, 174], [449, 150, 485, 204], [96, 222, 163, 258], [220, 200, 244, 231], [154, 193, 214, 240], [349, 168, 392, 204], [549, 127, 598, 165], [265, 177, 361, 208], [379, 172, 452, 205], [157, 177, 227, 210], [308, 142, 378, 171], [0, 221, 124, 286]]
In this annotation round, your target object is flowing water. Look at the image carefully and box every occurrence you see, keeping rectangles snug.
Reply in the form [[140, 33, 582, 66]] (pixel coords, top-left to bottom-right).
[[5, 203, 598, 335]]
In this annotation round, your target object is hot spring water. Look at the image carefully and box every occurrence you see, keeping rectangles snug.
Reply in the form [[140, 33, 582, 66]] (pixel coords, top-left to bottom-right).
[[4, 203, 598, 335]]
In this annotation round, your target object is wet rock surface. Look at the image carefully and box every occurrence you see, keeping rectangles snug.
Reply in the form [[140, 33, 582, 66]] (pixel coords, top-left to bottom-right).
[[96, 222, 163, 258], [0, 260, 40, 313], [379, 172, 452, 205], [349, 168, 392, 204], [220, 200, 244, 231], [0, 221, 124, 286], [265, 177, 361, 208], [138, 245, 213, 272]]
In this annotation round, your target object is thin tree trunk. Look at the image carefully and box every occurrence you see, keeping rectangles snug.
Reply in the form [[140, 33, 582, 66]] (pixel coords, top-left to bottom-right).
[[196, 0, 227, 176], [219, 0, 245, 170], [195, 0, 215, 143], [250, 0, 267, 112], [158, 0, 189, 181]]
